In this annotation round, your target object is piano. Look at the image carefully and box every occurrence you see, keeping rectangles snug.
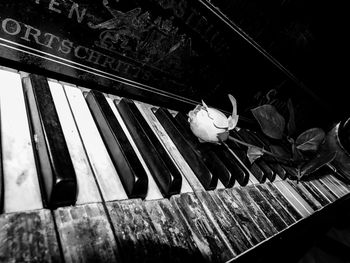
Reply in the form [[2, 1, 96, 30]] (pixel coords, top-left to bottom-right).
[[0, 1, 349, 263]]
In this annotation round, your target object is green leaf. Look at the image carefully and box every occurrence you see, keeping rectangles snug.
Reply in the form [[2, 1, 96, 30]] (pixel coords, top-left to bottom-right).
[[296, 128, 325, 152], [299, 151, 337, 179], [251, 105, 285, 139], [287, 99, 296, 136], [247, 146, 264, 164]]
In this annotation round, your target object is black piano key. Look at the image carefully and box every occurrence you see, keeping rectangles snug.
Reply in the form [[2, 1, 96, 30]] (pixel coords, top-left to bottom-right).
[[233, 129, 276, 182], [225, 135, 266, 183], [231, 187, 278, 237], [264, 182, 303, 221], [23, 74, 77, 208], [245, 186, 288, 232], [85, 90, 148, 198], [122, 99, 183, 196], [255, 184, 296, 225], [244, 129, 288, 179], [115, 99, 181, 197], [153, 107, 217, 190], [171, 111, 238, 187]]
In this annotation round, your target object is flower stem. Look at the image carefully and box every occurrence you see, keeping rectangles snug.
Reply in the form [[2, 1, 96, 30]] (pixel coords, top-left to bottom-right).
[[227, 136, 291, 162]]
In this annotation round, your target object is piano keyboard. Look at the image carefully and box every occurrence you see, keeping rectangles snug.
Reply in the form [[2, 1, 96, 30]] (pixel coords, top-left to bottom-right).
[[0, 66, 349, 263]]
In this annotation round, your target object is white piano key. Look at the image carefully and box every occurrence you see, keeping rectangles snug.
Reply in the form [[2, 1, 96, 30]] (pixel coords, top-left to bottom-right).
[[134, 101, 198, 193], [48, 81, 101, 204], [0, 69, 42, 212], [106, 97, 163, 200], [63, 85, 127, 201]]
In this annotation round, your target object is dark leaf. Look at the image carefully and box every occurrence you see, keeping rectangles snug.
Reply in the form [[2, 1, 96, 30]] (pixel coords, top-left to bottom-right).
[[296, 128, 325, 152], [270, 145, 291, 159], [251, 104, 285, 139], [247, 146, 264, 164], [299, 151, 337, 179], [287, 99, 296, 136]]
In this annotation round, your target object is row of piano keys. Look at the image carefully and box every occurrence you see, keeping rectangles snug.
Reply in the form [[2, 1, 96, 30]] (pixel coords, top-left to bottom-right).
[[0, 66, 349, 263]]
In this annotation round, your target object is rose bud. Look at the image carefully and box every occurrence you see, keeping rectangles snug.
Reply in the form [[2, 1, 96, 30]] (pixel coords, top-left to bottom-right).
[[188, 94, 239, 143]]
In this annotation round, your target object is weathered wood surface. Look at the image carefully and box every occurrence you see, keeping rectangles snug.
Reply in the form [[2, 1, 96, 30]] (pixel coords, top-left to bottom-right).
[[196, 191, 252, 255], [215, 189, 265, 245], [54, 203, 119, 263], [143, 198, 204, 262], [0, 209, 61, 262], [245, 186, 287, 232], [106, 199, 165, 263], [171, 192, 235, 262], [287, 181, 322, 211], [255, 184, 296, 226]]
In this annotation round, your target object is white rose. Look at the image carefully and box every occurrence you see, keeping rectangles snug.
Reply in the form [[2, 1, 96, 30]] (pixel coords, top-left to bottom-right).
[[188, 94, 239, 143]]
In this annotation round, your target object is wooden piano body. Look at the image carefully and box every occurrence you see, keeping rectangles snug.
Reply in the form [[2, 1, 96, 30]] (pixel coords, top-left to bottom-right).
[[0, 1, 349, 262]]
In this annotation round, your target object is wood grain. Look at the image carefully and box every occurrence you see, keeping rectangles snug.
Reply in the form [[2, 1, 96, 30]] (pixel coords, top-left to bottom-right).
[[0, 209, 61, 262], [55, 203, 119, 263]]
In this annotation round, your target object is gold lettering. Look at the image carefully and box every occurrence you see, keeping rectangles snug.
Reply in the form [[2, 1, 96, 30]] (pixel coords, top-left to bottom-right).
[[74, 45, 88, 59], [87, 49, 104, 65], [58, 39, 73, 54], [49, 0, 61, 14], [1, 18, 21, 36], [101, 56, 116, 70], [43, 33, 60, 49], [68, 3, 87, 23], [21, 24, 45, 46]]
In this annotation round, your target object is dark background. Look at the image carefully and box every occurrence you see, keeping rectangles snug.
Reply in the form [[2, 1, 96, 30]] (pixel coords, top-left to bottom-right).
[[209, 0, 346, 127]]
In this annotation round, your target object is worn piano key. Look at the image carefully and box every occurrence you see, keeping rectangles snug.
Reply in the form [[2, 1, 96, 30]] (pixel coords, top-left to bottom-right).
[[169, 111, 237, 187], [49, 81, 101, 204], [299, 181, 330, 206], [64, 85, 127, 201], [55, 203, 119, 263], [123, 99, 183, 196], [86, 90, 148, 198], [143, 199, 204, 262], [154, 107, 217, 190], [196, 191, 253, 255], [0, 113, 2, 213], [308, 179, 337, 202], [215, 189, 266, 244], [23, 74, 77, 208], [264, 182, 303, 221], [115, 99, 181, 197], [245, 186, 288, 231], [287, 180, 323, 211], [323, 174, 350, 195], [233, 129, 276, 182], [134, 102, 197, 192], [106, 199, 166, 263], [171, 192, 235, 262], [255, 184, 296, 225], [0, 70, 42, 213], [231, 187, 278, 237], [107, 97, 163, 200], [272, 180, 314, 217], [0, 209, 61, 262]]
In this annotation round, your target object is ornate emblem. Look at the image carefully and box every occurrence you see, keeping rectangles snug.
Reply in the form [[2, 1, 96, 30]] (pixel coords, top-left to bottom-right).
[[89, 0, 192, 78]]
